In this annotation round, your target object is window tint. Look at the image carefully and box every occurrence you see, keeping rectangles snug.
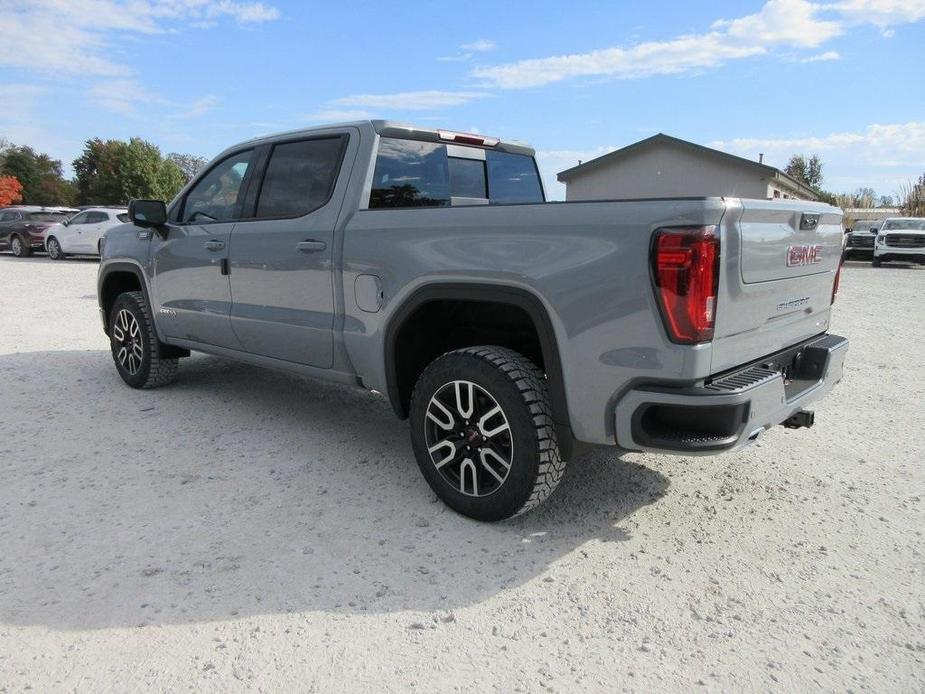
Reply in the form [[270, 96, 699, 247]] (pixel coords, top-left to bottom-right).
[[486, 151, 543, 204], [117, 213, 130, 223], [181, 150, 252, 223], [68, 211, 90, 225], [369, 138, 450, 208], [87, 211, 108, 223], [448, 157, 487, 199], [0, 212, 15, 222], [255, 137, 345, 219]]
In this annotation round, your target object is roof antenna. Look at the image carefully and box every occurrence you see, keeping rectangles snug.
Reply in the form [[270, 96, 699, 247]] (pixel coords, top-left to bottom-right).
[[578, 160, 582, 165], [758, 153, 764, 164]]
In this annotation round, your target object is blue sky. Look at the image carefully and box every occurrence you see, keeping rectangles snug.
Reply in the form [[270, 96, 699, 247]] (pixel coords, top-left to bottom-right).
[[2, 0, 924, 200]]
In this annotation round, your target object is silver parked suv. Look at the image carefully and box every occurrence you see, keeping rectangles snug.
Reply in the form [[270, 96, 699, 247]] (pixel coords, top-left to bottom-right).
[[98, 121, 848, 520]]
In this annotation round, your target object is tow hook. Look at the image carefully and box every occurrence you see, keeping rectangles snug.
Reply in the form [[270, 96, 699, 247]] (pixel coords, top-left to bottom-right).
[[783, 409, 815, 429]]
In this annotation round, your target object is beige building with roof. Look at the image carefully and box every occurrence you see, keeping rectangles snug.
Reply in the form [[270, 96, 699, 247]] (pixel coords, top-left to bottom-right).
[[557, 133, 818, 202]]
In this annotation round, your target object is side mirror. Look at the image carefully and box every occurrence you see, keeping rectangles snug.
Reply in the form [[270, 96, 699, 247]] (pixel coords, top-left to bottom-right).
[[128, 199, 167, 228]]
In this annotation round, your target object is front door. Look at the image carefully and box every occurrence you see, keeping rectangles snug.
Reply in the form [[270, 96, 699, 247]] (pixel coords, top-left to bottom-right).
[[228, 134, 351, 368], [152, 148, 255, 349]]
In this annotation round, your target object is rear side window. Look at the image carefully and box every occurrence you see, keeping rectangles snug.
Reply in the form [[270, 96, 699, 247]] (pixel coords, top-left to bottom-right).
[[368, 138, 544, 208], [27, 212, 68, 222], [255, 136, 346, 219], [486, 151, 543, 204], [86, 211, 108, 223], [370, 139, 449, 208]]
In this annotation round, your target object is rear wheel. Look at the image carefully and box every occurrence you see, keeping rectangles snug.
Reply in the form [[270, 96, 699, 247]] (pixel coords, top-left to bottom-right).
[[109, 290, 178, 388], [47, 237, 65, 260], [10, 235, 31, 257], [409, 346, 566, 521]]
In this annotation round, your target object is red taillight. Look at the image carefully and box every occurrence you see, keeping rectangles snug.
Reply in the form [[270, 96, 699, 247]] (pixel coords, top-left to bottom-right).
[[652, 226, 720, 344]]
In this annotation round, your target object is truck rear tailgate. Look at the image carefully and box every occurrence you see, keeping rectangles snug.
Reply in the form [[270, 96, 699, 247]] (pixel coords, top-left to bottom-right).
[[711, 199, 843, 374]]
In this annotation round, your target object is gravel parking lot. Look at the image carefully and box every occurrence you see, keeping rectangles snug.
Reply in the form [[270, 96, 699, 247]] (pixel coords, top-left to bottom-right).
[[0, 255, 922, 692]]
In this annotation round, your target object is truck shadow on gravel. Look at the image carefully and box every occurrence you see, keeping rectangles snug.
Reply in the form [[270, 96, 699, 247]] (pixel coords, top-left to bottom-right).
[[0, 350, 668, 631]]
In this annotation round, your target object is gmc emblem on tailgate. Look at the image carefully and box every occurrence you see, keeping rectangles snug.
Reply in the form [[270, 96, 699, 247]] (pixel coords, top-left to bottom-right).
[[787, 244, 823, 267]]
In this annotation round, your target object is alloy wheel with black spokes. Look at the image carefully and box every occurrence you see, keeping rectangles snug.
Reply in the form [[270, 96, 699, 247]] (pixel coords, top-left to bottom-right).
[[424, 379, 514, 498], [113, 308, 145, 376], [410, 346, 567, 521], [108, 290, 178, 389]]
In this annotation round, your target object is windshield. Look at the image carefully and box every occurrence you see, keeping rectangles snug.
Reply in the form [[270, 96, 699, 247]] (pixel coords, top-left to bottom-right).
[[882, 219, 925, 231], [27, 212, 69, 222], [852, 221, 879, 232]]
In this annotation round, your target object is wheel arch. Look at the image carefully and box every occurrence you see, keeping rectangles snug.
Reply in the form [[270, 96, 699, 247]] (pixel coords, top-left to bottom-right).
[[98, 261, 153, 337], [383, 283, 571, 435]]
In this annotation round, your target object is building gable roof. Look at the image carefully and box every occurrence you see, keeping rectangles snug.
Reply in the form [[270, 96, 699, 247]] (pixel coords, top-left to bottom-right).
[[556, 133, 817, 199]]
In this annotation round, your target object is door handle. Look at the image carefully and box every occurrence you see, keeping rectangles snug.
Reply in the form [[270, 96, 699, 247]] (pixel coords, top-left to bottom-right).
[[297, 240, 327, 253], [204, 240, 225, 251]]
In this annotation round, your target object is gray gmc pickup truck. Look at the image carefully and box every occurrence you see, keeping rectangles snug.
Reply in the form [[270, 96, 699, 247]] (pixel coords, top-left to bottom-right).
[[98, 120, 848, 521]]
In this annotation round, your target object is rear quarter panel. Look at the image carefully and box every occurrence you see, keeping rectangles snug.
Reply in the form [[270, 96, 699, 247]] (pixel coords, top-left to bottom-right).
[[340, 199, 727, 444]]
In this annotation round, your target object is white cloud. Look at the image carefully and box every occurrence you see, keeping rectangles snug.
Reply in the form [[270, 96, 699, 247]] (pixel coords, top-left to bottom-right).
[[460, 39, 496, 52], [710, 121, 925, 193], [801, 50, 842, 62], [829, 0, 925, 26], [0, 0, 280, 77], [333, 90, 491, 110], [473, 0, 923, 88]]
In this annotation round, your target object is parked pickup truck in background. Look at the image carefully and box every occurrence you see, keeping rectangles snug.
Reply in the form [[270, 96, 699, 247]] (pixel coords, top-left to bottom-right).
[[872, 217, 925, 267], [843, 220, 880, 260], [97, 120, 848, 521]]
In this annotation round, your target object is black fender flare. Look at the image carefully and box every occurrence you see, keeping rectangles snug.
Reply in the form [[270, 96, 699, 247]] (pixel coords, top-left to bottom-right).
[[383, 283, 571, 433], [97, 261, 153, 336]]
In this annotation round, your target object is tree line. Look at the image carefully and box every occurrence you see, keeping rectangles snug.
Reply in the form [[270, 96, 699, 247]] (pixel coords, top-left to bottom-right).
[[0, 136, 207, 207]]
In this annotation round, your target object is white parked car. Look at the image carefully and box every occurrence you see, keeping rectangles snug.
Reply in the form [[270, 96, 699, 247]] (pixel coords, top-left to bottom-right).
[[872, 217, 925, 267], [45, 207, 129, 260]]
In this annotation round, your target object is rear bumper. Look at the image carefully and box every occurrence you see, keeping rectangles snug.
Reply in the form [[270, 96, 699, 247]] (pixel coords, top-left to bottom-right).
[[615, 333, 848, 454]]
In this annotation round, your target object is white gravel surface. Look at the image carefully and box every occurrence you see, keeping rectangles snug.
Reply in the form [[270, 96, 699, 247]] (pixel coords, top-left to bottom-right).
[[0, 255, 922, 692]]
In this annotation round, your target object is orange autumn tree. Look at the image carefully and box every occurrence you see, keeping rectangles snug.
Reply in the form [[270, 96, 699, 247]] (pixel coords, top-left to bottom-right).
[[0, 175, 23, 206]]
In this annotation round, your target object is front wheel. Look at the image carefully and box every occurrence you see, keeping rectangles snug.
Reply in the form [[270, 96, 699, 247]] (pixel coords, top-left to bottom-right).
[[10, 235, 32, 257], [109, 291, 178, 388], [872, 257, 882, 267], [409, 346, 567, 521], [47, 237, 65, 260]]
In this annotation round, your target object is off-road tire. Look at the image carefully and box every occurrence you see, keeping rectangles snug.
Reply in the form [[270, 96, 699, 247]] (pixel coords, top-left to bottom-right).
[[47, 237, 65, 260], [11, 235, 31, 257], [109, 290, 178, 389], [409, 346, 566, 521]]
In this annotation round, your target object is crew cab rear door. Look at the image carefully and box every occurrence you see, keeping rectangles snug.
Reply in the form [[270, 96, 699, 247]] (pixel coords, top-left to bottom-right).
[[711, 199, 843, 373], [226, 130, 356, 368]]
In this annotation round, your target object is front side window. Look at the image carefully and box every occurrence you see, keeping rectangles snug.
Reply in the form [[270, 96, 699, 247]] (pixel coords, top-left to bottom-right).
[[181, 150, 253, 223], [255, 137, 345, 219], [67, 211, 90, 225], [369, 139, 450, 208]]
